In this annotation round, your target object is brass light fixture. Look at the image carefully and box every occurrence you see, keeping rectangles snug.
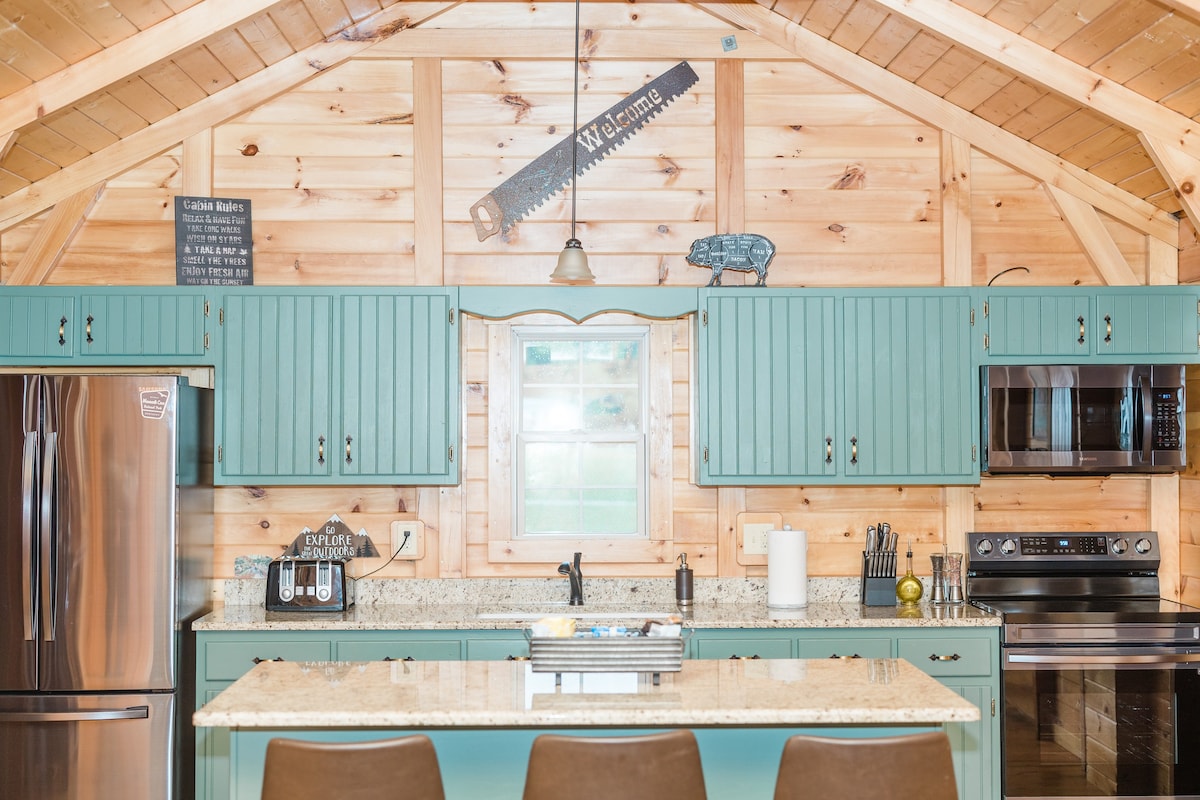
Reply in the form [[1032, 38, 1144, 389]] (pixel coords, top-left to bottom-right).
[[549, 0, 595, 284]]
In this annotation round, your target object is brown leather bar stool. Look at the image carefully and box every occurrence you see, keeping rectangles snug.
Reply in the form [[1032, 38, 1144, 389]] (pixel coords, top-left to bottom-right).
[[260, 735, 446, 800], [773, 731, 957, 800], [522, 729, 708, 800]]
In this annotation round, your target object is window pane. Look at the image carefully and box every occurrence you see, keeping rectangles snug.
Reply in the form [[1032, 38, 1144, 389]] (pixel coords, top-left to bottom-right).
[[523, 387, 581, 431], [522, 341, 580, 384], [525, 489, 581, 534], [525, 442, 578, 487], [582, 340, 640, 384], [580, 442, 637, 485], [582, 489, 638, 534], [581, 388, 639, 431]]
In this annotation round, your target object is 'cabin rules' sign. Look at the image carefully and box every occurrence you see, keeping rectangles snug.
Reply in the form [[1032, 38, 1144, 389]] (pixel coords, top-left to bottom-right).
[[174, 195, 253, 285]]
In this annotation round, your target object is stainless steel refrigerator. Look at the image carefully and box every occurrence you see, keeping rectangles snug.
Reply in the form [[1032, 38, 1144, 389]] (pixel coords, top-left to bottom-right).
[[0, 374, 213, 800]]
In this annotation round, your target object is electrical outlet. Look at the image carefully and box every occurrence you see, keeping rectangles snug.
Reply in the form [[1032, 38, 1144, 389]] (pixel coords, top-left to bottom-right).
[[743, 523, 773, 556], [721, 34, 738, 52], [389, 521, 424, 560]]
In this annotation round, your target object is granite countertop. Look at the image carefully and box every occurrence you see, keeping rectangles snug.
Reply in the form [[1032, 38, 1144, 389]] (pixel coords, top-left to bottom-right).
[[195, 577, 1000, 631], [192, 656, 981, 729]]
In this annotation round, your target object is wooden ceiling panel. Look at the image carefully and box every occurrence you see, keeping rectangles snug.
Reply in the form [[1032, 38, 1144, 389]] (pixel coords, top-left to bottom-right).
[[0, 0, 1197, 236]]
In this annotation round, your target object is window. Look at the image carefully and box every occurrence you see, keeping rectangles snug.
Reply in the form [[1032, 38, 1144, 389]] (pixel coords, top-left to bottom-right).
[[513, 327, 648, 537]]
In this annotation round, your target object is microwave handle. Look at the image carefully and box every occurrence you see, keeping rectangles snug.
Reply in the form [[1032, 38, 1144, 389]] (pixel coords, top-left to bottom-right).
[[1139, 375, 1152, 463]]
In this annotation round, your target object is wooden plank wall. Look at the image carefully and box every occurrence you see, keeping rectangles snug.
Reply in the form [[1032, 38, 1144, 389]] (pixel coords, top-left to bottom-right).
[[0, 1, 1192, 599]]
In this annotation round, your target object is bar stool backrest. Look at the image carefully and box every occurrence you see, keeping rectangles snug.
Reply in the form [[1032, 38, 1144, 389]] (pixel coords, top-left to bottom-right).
[[773, 731, 958, 800], [260, 735, 446, 800], [522, 730, 708, 800]]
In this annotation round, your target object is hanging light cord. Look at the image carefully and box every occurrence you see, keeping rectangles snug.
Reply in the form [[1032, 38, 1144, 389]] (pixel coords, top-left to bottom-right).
[[569, 0, 581, 242]]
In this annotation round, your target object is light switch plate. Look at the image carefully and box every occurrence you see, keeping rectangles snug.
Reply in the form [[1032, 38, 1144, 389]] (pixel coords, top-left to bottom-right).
[[389, 521, 424, 560], [743, 523, 773, 556]]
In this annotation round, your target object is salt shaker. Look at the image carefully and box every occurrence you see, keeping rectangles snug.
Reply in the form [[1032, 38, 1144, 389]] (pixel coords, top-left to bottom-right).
[[944, 551, 964, 604], [929, 553, 946, 604]]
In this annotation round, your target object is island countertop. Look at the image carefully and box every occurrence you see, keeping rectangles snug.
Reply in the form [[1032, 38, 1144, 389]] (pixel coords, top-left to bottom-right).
[[193, 656, 981, 729]]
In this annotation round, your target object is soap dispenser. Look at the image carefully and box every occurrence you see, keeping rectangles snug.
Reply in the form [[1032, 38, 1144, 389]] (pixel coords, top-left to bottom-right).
[[676, 553, 694, 607]]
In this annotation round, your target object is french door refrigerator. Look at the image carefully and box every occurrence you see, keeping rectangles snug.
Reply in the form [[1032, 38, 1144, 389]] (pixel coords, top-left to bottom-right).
[[0, 374, 212, 800]]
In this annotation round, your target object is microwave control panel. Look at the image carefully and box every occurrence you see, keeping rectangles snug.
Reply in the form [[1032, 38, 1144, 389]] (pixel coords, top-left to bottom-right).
[[1151, 388, 1182, 449]]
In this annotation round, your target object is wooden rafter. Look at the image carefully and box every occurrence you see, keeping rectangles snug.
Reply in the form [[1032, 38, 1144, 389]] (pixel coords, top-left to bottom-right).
[[0, 2, 461, 234], [0, 0, 283, 136], [866, 0, 1199, 152], [1043, 184, 1140, 285], [691, 1, 1178, 244], [7, 183, 106, 286], [1141, 134, 1200, 233]]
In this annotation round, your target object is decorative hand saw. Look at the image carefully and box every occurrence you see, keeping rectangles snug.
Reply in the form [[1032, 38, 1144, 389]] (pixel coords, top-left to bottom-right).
[[469, 60, 700, 242]]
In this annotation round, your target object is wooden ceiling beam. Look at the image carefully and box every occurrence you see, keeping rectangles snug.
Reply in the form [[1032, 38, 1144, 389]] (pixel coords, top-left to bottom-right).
[[7, 183, 105, 286], [1141, 134, 1200, 233], [0, 0, 283, 137], [866, 0, 1199, 153], [692, 1, 1177, 244], [0, 2, 460, 233], [1043, 184, 1140, 285], [1156, 0, 1200, 26]]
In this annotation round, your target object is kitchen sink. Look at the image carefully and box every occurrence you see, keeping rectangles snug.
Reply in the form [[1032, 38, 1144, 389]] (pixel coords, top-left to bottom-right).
[[475, 607, 674, 622]]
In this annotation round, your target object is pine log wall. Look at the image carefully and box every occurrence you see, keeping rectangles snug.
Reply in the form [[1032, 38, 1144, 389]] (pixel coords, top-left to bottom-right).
[[1, 2, 1197, 603]]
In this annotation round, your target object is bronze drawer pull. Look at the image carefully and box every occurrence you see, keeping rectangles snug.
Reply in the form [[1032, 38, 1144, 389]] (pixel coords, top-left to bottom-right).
[[829, 654, 862, 659], [929, 653, 961, 662], [252, 656, 285, 664]]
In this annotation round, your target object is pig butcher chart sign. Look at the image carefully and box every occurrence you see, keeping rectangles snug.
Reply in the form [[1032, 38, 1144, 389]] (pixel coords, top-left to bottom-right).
[[686, 233, 776, 286]]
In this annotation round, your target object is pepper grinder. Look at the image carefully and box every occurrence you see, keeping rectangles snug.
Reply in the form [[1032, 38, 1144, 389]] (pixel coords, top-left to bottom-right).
[[944, 551, 965, 604], [929, 552, 946, 605]]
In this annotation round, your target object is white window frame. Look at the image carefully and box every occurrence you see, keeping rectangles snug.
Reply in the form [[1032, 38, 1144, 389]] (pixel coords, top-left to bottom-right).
[[485, 314, 675, 565]]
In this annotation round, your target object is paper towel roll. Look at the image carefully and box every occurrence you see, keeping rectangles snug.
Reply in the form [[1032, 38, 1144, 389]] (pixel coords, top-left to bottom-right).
[[767, 526, 808, 608]]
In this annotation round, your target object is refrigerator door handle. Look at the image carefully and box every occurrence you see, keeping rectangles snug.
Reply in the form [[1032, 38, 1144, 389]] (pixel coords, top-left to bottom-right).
[[0, 706, 150, 723], [21, 431, 38, 642], [40, 431, 58, 642]]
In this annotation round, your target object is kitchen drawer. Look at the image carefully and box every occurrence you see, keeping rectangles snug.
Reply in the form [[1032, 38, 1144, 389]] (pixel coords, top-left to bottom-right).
[[464, 636, 530, 661], [203, 640, 333, 681], [692, 635, 794, 660], [336, 639, 462, 661], [897, 636, 993, 678], [796, 637, 892, 660]]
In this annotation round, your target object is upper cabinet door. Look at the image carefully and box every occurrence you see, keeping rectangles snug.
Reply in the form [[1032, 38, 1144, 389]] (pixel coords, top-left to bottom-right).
[[338, 291, 459, 484], [79, 293, 210, 360], [217, 293, 335, 482], [697, 290, 839, 484], [983, 293, 1092, 357], [0, 294, 77, 360], [1095, 291, 1200, 357], [840, 294, 975, 482]]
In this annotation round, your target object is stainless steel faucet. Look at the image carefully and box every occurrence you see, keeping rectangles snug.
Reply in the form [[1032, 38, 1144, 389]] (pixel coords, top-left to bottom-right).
[[558, 552, 583, 606]]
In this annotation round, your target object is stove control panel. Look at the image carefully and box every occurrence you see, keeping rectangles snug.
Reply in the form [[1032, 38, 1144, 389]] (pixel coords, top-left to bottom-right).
[[968, 531, 1158, 566]]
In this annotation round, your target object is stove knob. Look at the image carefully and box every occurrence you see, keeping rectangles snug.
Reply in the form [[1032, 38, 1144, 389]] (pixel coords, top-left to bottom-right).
[[975, 539, 993, 556], [1111, 538, 1128, 555], [1000, 538, 1017, 555], [1135, 537, 1153, 554]]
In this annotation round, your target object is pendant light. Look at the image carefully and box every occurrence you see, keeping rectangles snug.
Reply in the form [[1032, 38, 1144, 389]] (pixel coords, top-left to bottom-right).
[[549, 0, 595, 284]]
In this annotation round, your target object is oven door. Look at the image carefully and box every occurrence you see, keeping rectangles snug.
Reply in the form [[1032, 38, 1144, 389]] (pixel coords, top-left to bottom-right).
[[1003, 645, 1200, 799]]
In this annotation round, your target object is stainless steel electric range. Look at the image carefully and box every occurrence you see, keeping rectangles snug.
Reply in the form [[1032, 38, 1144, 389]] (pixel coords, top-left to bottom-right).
[[966, 531, 1200, 800]]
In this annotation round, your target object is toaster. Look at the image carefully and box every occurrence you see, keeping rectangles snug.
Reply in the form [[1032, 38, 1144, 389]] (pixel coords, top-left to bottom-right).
[[265, 558, 353, 611]]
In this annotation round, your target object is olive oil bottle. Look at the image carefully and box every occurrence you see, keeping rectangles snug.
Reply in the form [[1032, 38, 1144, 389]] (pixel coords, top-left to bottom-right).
[[896, 543, 924, 606]]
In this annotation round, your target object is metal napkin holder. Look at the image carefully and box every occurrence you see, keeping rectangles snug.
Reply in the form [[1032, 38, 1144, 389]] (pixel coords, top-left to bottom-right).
[[528, 633, 686, 681]]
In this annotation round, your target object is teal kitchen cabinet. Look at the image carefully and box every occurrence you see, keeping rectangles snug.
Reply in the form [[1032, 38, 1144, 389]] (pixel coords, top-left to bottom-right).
[[0, 288, 214, 364], [980, 287, 1200, 362], [696, 289, 976, 485], [78, 291, 211, 361], [215, 289, 459, 485], [689, 626, 1000, 800], [195, 628, 529, 800]]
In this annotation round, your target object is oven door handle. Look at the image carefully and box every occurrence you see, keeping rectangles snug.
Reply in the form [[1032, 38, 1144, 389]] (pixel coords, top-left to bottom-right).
[[1008, 651, 1200, 665]]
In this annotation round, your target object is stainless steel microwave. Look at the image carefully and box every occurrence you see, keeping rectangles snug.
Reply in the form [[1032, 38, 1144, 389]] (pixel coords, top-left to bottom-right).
[[981, 364, 1185, 475]]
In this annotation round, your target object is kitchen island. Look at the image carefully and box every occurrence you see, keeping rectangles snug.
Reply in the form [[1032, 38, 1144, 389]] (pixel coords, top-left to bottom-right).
[[194, 655, 980, 799]]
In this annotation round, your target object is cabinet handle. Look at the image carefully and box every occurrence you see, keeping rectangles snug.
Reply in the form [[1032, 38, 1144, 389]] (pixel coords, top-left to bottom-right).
[[252, 656, 285, 665], [1077, 315, 1085, 345], [929, 653, 961, 662], [825, 436, 832, 464], [85, 315, 94, 344], [382, 656, 416, 662], [728, 654, 761, 660], [58, 316, 67, 346], [829, 653, 862, 659], [317, 436, 325, 465], [1104, 314, 1112, 344], [850, 436, 858, 465], [345, 435, 353, 464]]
